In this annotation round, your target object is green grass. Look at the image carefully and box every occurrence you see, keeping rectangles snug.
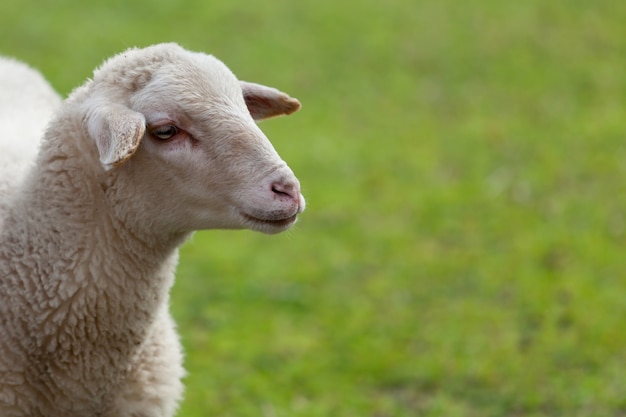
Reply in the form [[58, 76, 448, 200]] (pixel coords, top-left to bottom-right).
[[2, 0, 626, 415]]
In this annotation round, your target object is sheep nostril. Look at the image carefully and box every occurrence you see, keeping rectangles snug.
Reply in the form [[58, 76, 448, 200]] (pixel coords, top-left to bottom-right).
[[271, 182, 299, 201]]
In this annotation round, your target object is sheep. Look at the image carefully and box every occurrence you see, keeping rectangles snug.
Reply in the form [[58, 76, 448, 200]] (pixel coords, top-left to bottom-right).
[[0, 57, 62, 220], [0, 43, 305, 417]]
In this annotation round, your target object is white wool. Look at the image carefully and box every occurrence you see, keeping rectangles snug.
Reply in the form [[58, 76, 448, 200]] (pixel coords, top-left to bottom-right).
[[0, 43, 304, 417], [0, 58, 61, 217]]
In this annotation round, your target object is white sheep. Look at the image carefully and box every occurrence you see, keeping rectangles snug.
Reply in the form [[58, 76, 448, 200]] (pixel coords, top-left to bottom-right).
[[0, 43, 305, 417]]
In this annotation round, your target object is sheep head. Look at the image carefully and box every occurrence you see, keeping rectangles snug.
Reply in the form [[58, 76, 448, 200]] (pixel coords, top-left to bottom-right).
[[79, 43, 305, 236]]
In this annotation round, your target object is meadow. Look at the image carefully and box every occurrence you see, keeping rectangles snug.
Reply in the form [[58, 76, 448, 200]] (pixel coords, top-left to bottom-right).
[[1, 0, 626, 415]]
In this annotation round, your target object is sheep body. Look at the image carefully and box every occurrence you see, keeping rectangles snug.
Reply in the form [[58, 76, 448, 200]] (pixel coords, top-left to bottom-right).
[[0, 43, 304, 417], [0, 58, 61, 219]]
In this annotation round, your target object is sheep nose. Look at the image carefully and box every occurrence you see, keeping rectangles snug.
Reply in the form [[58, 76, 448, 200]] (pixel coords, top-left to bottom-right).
[[271, 180, 300, 203]]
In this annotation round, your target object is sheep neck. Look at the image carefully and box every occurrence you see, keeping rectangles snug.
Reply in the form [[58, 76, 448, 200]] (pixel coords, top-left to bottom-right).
[[0, 112, 187, 407]]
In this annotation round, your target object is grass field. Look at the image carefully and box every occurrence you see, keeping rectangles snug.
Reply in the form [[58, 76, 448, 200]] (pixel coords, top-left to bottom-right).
[[2, 1, 626, 416]]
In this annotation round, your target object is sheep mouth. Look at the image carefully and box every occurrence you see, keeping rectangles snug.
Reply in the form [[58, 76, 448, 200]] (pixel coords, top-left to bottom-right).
[[240, 211, 299, 229]]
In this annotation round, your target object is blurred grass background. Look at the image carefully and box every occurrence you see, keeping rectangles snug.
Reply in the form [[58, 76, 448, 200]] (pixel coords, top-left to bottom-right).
[[2, 0, 626, 416]]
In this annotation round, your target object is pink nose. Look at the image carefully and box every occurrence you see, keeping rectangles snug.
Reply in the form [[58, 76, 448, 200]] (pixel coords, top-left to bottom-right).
[[271, 180, 300, 203]]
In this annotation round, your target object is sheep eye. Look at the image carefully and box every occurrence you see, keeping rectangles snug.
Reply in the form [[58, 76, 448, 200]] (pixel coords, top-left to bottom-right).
[[152, 125, 178, 140]]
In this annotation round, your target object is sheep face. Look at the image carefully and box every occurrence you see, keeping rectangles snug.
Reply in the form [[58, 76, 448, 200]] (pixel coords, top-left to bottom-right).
[[85, 44, 305, 236]]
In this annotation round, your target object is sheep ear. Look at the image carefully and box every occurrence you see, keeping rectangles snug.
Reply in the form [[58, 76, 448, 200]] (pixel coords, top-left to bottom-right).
[[240, 81, 301, 121], [87, 104, 146, 171]]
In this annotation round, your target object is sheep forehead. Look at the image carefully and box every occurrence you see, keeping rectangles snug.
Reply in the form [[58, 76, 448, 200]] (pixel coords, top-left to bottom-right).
[[129, 54, 245, 120], [94, 43, 242, 103], [155, 55, 241, 100]]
